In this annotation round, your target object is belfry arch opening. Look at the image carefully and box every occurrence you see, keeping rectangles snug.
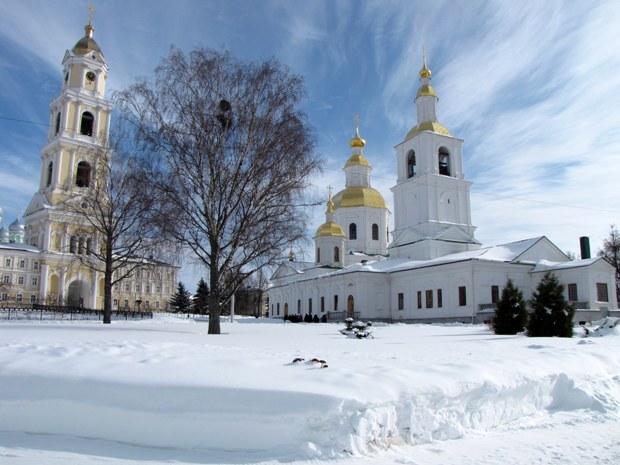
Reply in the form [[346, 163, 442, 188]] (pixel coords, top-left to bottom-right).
[[407, 150, 416, 178], [76, 161, 91, 187], [47, 161, 53, 187], [438, 147, 450, 176], [80, 111, 94, 136]]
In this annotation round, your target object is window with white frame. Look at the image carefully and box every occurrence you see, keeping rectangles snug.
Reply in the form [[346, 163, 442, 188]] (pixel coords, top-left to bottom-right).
[[17, 276, 24, 285], [31, 277, 38, 286]]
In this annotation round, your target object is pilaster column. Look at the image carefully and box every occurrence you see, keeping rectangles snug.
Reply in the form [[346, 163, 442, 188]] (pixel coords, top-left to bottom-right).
[[68, 149, 76, 186], [62, 99, 70, 134], [73, 102, 81, 136], [54, 148, 62, 184], [59, 268, 67, 304], [39, 263, 49, 302]]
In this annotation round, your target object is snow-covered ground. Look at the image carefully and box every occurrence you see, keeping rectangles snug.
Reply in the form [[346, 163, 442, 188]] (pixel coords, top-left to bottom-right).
[[0, 315, 618, 464]]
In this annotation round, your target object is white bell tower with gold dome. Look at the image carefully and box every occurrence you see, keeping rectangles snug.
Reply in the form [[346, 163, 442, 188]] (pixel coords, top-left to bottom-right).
[[389, 55, 480, 260], [23, 8, 112, 307], [332, 119, 390, 262], [314, 193, 346, 268]]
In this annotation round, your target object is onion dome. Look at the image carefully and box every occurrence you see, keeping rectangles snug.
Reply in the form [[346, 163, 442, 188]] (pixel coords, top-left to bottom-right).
[[315, 198, 346, 237], [0, 225, 8, 243], [9, 216, 24, 232], [405, 121, 451, 139], [349, 123, 366, 148], [72, 7, 104, 59], [332, 186, 386, 209]]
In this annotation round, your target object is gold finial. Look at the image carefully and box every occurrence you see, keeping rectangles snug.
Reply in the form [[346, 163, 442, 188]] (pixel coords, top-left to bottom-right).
[[327, 184, 333, 200], [326, 186, 335, 214], [349, 113, 366, 148], [87, 5, 95, 25], [420, 47, 431, 79]]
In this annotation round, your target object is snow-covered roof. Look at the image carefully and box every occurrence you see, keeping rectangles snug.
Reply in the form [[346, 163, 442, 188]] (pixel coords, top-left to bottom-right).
[[530, 257, 604, 273], [0, 242, 40, 253]]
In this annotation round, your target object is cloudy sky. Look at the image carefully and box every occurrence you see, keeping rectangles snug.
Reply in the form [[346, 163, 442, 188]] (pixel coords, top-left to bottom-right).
[[1, 0, 619, 272]]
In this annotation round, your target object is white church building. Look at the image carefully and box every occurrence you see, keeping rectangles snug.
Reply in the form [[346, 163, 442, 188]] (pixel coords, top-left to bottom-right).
[[268, 58, 618, 324]]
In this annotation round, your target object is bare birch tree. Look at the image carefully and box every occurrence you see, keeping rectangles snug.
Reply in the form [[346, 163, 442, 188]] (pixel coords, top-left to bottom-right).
[[116, 48, 321, 334], [65, 133, 169, 324]]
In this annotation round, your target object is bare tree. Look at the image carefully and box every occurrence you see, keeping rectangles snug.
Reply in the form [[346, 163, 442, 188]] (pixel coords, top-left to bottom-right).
[[64, 132, 170, 324], [116, 48, 321, 334], [599, 225, 620, 302]]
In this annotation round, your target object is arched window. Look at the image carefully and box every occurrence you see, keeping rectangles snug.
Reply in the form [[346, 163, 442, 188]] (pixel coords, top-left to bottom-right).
[[349, 223, 357, 240], [80, 111, 94, 136], [69, 236, 77, 254], [78, 237, 85, 255], [334, 246, 340, 262], [47, 161, 53, 187], [76, 161, 91, 187], [407, 150, 416, 178], [316, 247, 321, 263], [372, 223, 379, 241], [438, 147, 450, 176], [86, 238, 92, 255], [55, 112, 61, 135]]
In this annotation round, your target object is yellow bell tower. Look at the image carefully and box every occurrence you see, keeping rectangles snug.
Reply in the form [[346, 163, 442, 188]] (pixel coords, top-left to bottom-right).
[[23, 7, 112, 307]]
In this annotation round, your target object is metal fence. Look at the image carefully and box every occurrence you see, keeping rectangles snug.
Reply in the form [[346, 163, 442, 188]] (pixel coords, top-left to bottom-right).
[[0, 303, 153, 321]]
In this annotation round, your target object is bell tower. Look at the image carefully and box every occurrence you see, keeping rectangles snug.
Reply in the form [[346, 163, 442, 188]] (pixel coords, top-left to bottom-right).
[[23, 8, 112, 307], [389, 54, 479, 260]]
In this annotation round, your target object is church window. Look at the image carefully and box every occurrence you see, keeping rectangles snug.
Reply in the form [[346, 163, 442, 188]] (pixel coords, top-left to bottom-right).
[[80, 111, 94, 136], [321, 296, 325, 312], [136, 284, 141, 293], [437, 289, 443, 308], [297, 299, 301, 313], [78, 237, 85, 254], [47, 161, 53, 187], [69, 236, 77, 253], [459, 286, 467, 306], [334, 246, 340, 262], [156, 301, 160, 308], [76, 161, 91, 187], [491, 285, 499, 304], [417, 291, 422, 309], [349, 223, 357, 240], [30, 294, 36, 303], [277, 303, 280, 316], [0, 293, 7, 301], [33, 261, 39, 270], [334, 295, 338, 310], [398, 292, 404, 310], [567, 283, 578, 301], [124, 282, 130, 291], [425, 290, 433, 308], [16, 293, 22, 302], [2, 275, 10, 284], [32, 277, 38, 286], [19, 260, 25, 268], [124, 299, 129, 308], [18, 276, 24, 285], [372, 223, 379, 241], [55, 112, 61, 135], [407, 150, 416, 178], [86, 238, 92, 255], [308, 298, 312, 314], [316, 247, 320, 262], [438, 147, 450, 176], [5, 258, 10, 267], [596, 283, 608, 302]]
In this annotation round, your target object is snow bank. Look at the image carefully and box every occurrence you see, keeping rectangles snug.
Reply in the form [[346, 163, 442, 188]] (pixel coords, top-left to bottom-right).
[[0, 317, 619, 462]]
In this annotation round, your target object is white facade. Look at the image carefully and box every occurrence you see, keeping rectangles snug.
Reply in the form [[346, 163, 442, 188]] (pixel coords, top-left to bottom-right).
[[268, 59, 618, 323]]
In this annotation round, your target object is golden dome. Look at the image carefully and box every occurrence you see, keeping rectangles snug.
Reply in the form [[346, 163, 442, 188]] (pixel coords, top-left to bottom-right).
[[349, 124, 366, 148], [315, 221, 345, 237], [332, 186, 386, 209], [416, 84, 436, 98], [419, 64, 431, 79], [73, 25, 104, 58], [405, 121, 451, 140], [344, 154, 370, 168]]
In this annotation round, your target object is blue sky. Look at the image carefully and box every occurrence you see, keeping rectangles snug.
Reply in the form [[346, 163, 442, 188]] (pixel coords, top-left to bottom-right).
[[1, 0, 619, 281]]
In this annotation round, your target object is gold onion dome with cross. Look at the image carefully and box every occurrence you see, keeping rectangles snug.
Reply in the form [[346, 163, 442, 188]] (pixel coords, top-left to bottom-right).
[[332, 120, 387, 209], [72, 6, 104, 58], [315, 197, 346, 237]]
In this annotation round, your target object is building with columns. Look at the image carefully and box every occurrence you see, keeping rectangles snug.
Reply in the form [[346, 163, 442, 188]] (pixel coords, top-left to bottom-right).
[[0, 18, 178, 310], [268, 58, 617, 324]]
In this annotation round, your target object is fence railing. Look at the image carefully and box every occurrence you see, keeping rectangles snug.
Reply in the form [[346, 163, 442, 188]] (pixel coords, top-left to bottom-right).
[[0, 303, 153, 321]]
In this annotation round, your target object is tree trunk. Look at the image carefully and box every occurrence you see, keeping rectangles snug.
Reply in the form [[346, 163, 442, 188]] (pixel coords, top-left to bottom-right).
[[103, 249, 114, 324], [208, 294, 221, 334]]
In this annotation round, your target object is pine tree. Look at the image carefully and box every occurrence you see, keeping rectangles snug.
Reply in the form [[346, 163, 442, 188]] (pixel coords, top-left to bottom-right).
[[492, 279, 527, 335], [193, 278, 209, 315], [170, 282, 192, 313], [527, 272, 574, 337]]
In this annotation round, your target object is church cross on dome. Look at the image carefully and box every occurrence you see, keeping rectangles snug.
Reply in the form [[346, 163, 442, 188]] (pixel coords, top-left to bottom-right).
[[87, 5, 95, 25]]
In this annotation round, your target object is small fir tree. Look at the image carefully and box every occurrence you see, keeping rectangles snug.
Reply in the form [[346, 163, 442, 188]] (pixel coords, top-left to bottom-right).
[[170, 282, 192, 313], [527, 272, 574, 338], [193, 278, 209, 314], [492, 279, 527, 335]]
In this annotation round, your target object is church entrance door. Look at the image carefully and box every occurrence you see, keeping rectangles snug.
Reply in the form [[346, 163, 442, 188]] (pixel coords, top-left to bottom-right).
[[67, 279, 90, 308], [347, 295, 354, 318], [284, 303, 289, 318]]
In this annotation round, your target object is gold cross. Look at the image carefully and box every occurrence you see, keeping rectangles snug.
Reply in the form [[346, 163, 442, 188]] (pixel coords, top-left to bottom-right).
[[354, 113, 359, 130], [87, 5, 95, 24], [327, 184, 333, 199]]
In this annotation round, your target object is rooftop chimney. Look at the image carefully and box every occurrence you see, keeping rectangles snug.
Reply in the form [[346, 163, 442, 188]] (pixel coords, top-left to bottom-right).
[[579, 236, 591, 260]]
